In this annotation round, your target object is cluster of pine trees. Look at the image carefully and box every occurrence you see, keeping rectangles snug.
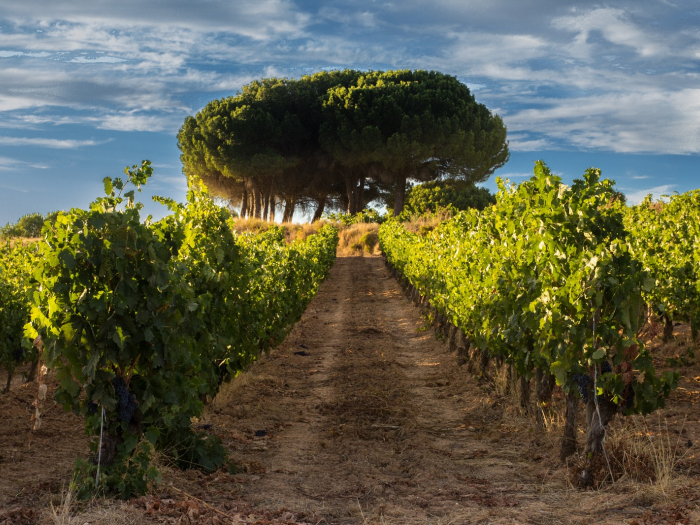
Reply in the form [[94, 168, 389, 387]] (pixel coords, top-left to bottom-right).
[[178, 69, 509, 220]]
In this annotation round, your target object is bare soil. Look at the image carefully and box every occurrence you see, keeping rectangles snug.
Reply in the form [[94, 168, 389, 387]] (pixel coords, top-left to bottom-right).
[[1, 256, 699, 524]]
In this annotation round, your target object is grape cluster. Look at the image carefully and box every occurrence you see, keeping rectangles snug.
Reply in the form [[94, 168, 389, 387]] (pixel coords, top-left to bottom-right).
[[600, 361, 612, 374], [12, 347, 23, 363], [112, 377, 138, 423], [87, 401, 98, 415], [571, 374, 592, 403]]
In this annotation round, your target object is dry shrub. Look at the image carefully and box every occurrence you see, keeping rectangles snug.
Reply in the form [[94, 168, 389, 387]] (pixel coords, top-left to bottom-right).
[[231, 217, 275, 235], [46, 487, 75, 525], [336, 223, 380, 256], [568, 416, 691, 494], [231, 218, 324, 244], [402, 210, 452, 235], [492, 363, 512, 398], [42, 486, 146, 525], [4, 237, 40, 246], [285, 222, 323, 244]]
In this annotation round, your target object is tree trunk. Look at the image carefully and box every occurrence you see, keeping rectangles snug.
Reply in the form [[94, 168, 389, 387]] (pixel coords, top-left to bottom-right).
[[269, 193, 276, 223], [560, 392, 579, 461], [240, 187, 248, 218], [312, 196, 326, 222], [346, 172, 358, 215], [393, 173, 407, 216], [253, 186, 262, 219], [663, 314, 674, 342], [267, 179, 276, 222], [283, 197, 295, 223], [262, 192, 270, 222], [356, 174, 366, 213]]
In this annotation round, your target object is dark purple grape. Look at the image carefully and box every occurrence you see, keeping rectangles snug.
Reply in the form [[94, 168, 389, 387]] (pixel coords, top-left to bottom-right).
[[571, 374, 592, 403], [600, 361, 612, 374], [112, 377, 138, 423], [87, 401, 98, 415], [12, 348, 23, 363]]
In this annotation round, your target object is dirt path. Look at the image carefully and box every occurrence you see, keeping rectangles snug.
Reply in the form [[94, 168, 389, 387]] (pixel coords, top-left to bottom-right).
[[2, 256, 698, 524], [204, 256, 684, 524]]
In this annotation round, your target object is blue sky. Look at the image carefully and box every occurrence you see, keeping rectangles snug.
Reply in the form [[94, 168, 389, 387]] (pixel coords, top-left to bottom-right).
[[0, 0, 698, 224]]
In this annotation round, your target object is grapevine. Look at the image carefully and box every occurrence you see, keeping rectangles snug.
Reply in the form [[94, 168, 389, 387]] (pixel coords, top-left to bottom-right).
[[25, 162, 338, 498], [379, 161, 679, 483]]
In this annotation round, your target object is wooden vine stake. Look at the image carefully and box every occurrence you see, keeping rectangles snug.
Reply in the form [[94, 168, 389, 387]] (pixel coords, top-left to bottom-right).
[[31, 336, 47, 431]]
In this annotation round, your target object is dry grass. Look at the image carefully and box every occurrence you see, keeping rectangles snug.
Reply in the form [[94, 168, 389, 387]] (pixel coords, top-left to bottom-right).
[[231, 218, 324, 243], [43, 487, 145, 525], [492, 363, 512, 398], [1, 236, 40, 246], [336, 222, 380, 256], [402, 210, 452, 235], [605, 416, 692, 493]]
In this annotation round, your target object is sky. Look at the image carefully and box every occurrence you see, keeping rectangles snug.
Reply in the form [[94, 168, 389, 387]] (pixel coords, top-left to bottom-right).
[[0, 0, 699, 224]]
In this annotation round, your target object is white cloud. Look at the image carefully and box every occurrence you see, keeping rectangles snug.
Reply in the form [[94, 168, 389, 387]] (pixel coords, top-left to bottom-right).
[[0, 136, 108, 148], [503, 88, 700, 154], [2, 0, 311, 41], [507, 135, 557, 151], [552, 8, 668, 58], [0, 156, 48, 170], [0, 1, 697, 159], [624, 184, 676, 204], [97, 113, 174, 132]]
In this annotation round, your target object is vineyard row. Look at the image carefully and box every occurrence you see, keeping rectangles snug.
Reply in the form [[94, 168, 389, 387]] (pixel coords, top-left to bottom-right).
[[0, 161, 339, 498], [379, 162, 698, 486]]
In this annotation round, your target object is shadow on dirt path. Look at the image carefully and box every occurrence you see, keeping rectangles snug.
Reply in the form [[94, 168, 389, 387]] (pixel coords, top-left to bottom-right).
[[204, 257, 663, 524]]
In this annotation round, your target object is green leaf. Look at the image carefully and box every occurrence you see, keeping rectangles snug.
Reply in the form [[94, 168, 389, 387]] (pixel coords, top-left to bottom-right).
[[642, 277, 655, 292], [103, 177, 114, 196]]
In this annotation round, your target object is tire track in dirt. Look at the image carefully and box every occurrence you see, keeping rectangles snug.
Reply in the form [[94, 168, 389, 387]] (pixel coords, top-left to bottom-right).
[[205, 256, 674, 524]]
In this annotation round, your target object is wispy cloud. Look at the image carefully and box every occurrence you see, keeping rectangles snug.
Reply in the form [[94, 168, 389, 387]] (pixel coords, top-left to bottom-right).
[[0, 0, 697, 226], [0, 136, 108, 148], [0, 156, 48, 170], [624, 184, 676, 204], [150, 174, 188, 192], [507, 135, 557, 152], [552, 8, 668, 58]]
